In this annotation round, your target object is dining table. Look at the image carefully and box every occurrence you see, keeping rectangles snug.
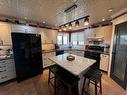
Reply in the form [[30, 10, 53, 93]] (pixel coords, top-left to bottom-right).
[[48, 53, 96, 95]]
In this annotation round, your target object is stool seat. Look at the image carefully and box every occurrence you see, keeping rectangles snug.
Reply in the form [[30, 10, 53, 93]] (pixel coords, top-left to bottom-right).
[[49, 64, 62, 74], [57, 72, 79, 87], [84, 69, 102, 82], [48, 64, 79, 95], [82, 68, 102, 95]]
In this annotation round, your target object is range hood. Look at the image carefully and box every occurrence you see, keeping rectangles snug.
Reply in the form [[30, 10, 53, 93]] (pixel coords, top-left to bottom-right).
[[87, 37, 104, 42]]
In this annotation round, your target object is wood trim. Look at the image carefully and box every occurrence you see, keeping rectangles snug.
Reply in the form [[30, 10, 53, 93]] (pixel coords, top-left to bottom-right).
[[0, 14, 58, 30], [112, 11, 127, 20]]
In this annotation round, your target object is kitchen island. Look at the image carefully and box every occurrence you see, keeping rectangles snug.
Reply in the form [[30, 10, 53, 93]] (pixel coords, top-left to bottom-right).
[[48, 53, 96, 95]]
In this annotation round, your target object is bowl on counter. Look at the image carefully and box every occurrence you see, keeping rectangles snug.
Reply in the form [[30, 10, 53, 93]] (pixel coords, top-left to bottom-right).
[[66, 55, 75, 61]]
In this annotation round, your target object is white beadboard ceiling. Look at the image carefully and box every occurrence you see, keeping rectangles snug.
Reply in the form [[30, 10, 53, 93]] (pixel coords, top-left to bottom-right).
[[0, 0, 127, 27]]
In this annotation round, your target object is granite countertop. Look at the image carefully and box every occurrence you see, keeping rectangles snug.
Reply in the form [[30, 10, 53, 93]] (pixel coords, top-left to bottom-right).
[[85, 50, 109, 55], [42, 48, 109, 55], [48, 53, 96, 76], [0, 56, 14, 61], [42, 49, 56, 54]]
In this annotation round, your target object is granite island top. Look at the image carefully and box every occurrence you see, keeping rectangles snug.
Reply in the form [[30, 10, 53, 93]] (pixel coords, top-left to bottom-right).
[[48, 53, 96, 76]]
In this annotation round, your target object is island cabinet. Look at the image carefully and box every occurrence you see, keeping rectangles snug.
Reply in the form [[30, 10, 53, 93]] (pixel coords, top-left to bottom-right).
[[0, 59, 16, 83], [64, 50, 84, 57], [42, 52, 56, 68]]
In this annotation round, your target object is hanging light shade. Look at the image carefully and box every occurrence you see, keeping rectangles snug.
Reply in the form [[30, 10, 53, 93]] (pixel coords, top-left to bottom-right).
[[75, 20, 80, 27], [58, 26, 62, 32], [63, 25, 67, 31], [84, 17, 89, 26], [68, 23, 72, 29]]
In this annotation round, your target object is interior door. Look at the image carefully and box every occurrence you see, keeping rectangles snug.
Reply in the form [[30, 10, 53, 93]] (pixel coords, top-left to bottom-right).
[[111, 22, 127, 90]]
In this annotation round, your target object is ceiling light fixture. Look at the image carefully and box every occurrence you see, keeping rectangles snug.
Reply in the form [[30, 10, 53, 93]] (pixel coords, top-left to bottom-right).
[[75, 20, 79, 27], [43, 21, 45, 24], [59, 15, 90, 31], [63, 25, 67, 31], [59, 26, 62, 32], [108, 8, 113, 12], [102, 18, 105, 21], [84, 17, 89, 26], [68, 23, 72, 29], [24, 17, 27, 20]]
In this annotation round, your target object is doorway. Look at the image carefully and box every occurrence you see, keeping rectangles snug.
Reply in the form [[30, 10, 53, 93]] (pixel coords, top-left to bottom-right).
[[111, 21, 127, 90]]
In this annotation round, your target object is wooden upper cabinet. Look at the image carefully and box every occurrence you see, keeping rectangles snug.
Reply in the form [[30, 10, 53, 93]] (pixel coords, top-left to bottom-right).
[[11, 24, 38, 34], [0, 23, 12, 45]]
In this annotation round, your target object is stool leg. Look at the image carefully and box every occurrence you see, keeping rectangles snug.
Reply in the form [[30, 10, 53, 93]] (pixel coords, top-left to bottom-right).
[[48, 69, 51, 85], [54, 74, 57, 95], [95, 82, 97, 95], [82, 77, 86, 95], [73, 82, 79, 95], [100, 79, 102, 95]]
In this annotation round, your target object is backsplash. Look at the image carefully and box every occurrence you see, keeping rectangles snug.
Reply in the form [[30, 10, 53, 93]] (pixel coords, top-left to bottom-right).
[[0, 45, 13, 59], [42, 44, 55, 50]]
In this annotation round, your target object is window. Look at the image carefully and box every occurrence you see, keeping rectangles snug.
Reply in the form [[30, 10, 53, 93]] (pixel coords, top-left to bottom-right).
[[71, 33, 78, 45], [71, 32, 84, 45], [57, 35, 62, 45], [57, 33, 69, 45]]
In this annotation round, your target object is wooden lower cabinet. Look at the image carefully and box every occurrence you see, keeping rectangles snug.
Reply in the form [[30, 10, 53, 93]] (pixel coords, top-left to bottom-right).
[[100, 54, 109, 72], [0, 59, 16, 83]]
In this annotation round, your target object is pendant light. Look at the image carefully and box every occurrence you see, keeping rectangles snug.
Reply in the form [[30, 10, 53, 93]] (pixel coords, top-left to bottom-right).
[[59, 26, 62, 32], [84, 17, 89, 26], [63, 25, 67, 31], [75, 20, 79, 27], [68, 23, 72, 29]]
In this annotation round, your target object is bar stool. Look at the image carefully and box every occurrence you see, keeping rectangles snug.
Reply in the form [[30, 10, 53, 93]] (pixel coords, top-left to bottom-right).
[[57, 70, 79, 95], [82, 68, 102, 95], [48, 64, 61, 95], [48, 64, 79, 95]]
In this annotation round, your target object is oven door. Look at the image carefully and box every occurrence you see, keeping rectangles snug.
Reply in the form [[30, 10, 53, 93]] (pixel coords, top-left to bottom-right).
[[84, 51, 100, 70]]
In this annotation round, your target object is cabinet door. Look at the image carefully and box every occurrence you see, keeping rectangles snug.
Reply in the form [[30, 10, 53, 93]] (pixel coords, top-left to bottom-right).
[[6, 59, 16, 79], [0, 71, 8, 83], [0, 60, 8, 83], [100, 54, 109, 71], [0, 24, 12, 45]]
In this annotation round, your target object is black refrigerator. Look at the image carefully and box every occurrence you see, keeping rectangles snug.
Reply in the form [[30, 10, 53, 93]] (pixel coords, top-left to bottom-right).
[[11, 32, 43, 82]]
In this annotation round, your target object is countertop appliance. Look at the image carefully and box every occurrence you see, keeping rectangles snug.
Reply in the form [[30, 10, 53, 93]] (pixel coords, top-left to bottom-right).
[[11, 33, 43, 82]]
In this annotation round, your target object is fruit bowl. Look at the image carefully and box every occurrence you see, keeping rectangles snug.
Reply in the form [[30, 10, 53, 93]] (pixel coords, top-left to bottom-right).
[[66, 55, 75, 61]]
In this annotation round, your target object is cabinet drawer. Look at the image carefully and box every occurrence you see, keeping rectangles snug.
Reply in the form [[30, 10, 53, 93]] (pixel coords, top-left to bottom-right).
[[0, 71, 9, 83], [101, 54, 109, 58], [0, 60, 6, 64]]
